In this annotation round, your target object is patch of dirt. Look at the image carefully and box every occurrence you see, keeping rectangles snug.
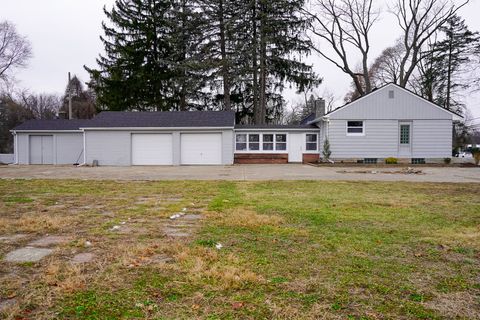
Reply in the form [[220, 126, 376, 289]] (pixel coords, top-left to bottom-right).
[[425, 291, 480, 319]]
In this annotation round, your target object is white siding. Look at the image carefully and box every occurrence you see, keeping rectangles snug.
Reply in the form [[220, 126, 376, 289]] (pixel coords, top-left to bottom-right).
[[85, 129, 234, 166], [16, 133, 29, 164], [85, 131, 131, 166], [328, 120, 398, 158], [412, 120, 452, 158], [329, 85, 454, 120]]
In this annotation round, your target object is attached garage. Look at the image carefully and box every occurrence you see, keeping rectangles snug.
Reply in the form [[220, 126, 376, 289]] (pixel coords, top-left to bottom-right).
[[131, 133, 173, 165], [29, 135, 53, 164], [180, 133, 222, 165]]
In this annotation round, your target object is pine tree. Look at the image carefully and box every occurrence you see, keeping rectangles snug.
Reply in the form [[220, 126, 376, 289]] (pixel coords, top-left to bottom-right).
[[60, 75, 96, 119], [420, 15, 480, 113]]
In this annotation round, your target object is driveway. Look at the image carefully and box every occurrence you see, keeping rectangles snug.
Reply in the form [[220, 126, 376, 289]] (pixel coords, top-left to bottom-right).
[[1, 164, 479, 182]]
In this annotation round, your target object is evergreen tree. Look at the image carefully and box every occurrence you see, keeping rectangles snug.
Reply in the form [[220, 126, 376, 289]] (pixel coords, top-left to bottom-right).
[[60, 75, 96, 119], [420, 15, 480, 113]]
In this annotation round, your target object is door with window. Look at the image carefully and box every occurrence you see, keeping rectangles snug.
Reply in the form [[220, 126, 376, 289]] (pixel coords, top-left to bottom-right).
[[398, 122, 412, 157]]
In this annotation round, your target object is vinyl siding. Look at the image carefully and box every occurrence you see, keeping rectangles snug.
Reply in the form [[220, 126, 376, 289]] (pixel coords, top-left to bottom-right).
[[329, 85, 454, 120], [16, 133, 29, 164], [328, 120, 398, 158], [85, 129, 234, 166], [412, 120, 452, 158]]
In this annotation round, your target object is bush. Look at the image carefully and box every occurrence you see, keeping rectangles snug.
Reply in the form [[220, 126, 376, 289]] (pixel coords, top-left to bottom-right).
[[385, 157, 398, 164], [472, 148, 480, 165], [444, 157, 451, 164]]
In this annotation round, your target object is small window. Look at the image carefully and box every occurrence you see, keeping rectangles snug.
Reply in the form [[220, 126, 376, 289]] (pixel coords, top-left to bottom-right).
[[306, 134, 318, 151], [411, 158, 425, 164], [388, 90, 394, 99], [249, 134, 260, 150], [400, 125, 410, 144], [263, 134, 274, 150], [347, 121, 364, 135], [235, 134, 247, 151], [275, 134, 287, 151], [364, 158, 378, 164]]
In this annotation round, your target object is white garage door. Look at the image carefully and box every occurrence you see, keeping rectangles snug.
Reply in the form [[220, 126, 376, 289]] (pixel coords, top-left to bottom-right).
[[131, 133, 173, 165], [29, 135, 53, 164], [181, 133, 222, 165]]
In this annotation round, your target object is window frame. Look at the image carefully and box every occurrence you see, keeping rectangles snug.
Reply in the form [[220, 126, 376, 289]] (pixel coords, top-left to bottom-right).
[[305, 133, 318, 152], [346, 121, 365, 136], [235, 132, 291, 153]]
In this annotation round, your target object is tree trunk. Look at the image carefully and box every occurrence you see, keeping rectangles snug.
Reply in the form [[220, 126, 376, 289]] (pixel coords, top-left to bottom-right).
[[258, 0, 267, 124], [252, 0, 260, 124], [218, 0, 231, 111], [446, 29, 453, 110]]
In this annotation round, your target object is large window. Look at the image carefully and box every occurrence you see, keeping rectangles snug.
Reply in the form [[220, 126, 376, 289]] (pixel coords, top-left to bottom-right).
[[235, 133, 288, 152], [347, 121, 364, 135], [275, 134, 287, 150], [249, 134, 260, 150], [306, 134, 318, 151], [236, 134, 247, 151]]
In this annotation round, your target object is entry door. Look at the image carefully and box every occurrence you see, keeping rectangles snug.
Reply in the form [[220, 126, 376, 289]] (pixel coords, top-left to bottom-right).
[[181, 133, 222, 165], [288, 133, 303, 162], [131, 134, 173, 165], [398, 122, 412, 157], [29, 135, 53, 164]]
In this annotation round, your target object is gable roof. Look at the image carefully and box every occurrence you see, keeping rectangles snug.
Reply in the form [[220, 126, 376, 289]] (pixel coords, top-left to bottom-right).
[[12, 111, 236, 131], [13, 119, 92, 131], [309, 83, 462, 123]]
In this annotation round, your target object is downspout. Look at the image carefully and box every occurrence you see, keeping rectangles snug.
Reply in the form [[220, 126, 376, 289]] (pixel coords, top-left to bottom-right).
[[12, 131, 18, 164]]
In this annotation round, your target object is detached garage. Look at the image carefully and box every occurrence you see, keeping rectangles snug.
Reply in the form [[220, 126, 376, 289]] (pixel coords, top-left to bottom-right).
[[131, 133, 173, 165], [12, 120, 89, 165]]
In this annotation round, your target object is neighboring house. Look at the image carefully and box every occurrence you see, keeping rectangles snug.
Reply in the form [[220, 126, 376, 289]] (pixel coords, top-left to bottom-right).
[[11, 83, 461, 166]]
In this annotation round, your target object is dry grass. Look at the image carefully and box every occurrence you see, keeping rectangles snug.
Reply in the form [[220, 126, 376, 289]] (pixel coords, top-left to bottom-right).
[[214, 208, 285, 229]]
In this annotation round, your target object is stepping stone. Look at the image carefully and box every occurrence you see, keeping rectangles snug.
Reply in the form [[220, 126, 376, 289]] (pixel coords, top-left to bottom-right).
[[163, 227, 190, 238], [71, 252, 94, 264], [28, 235, 68, 247], [0, 234, 27, 243], [4, 247, 53, 262], [0, 298, 16, 312], [182, 214, 203, 220], [150, 254, 174, 264]]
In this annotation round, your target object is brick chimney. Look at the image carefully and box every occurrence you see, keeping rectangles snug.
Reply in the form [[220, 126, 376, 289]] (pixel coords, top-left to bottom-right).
[[314, 98, 326, 118]]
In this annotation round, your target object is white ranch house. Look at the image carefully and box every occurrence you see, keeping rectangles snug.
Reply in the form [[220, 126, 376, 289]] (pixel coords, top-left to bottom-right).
[[12, 84, 461, 166]]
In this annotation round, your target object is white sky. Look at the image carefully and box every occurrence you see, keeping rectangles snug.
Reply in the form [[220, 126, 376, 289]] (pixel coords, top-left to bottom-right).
[[1, 0, 480, 120]]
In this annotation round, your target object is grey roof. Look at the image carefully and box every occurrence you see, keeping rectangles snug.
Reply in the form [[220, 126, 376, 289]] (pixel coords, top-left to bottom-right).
[[13, 111, 236, 131], [235, 124, 317, 129], [13, 119, 92, 131], [86, 111, 235, 128]]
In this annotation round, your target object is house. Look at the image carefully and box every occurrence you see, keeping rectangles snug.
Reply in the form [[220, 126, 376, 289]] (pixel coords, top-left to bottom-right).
[[11, 83, 461, 166]]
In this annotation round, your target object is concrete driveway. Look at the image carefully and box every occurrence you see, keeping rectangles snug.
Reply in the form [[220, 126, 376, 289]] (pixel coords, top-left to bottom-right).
[[1, 164, 479, 182]]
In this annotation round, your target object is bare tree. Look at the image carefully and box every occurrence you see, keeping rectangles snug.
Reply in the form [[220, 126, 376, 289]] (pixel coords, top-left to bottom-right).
[[307, 0, 379, 96], [391, 0, 469, 87], [17, 90, 60, 119], [0, 21, 32, 84], [369, 39, 405, 87]]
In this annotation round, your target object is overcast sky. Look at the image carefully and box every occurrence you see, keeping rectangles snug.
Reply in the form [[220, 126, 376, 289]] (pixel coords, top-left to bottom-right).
[[2, 0, 480, 120]]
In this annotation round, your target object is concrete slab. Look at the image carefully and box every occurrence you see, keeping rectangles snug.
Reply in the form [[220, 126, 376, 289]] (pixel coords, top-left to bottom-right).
[[28, 235, 69, 247], [163, 227, 191, 238], [71, 252, 94, 264], [0, 234, 27, 243], [0, 164, 479, 183], [4, 247, 53, 262]]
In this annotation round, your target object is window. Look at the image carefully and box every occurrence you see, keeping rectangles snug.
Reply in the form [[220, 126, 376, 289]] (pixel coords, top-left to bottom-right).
[[248, 134, 260, 150], [388, 90, 394, 99], [411, 158, 425, 164], [275, 134, 287, 151], [306, 134, 318, 151], [400, 125, 410, 144], [347, 121, 364, 135], [235, 134, 247, 151], [364, 158, 378, 164], [263, 134, 274, 150]]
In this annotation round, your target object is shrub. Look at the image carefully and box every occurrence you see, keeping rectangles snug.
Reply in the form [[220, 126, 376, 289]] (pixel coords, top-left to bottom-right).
[[444, 157, 451, 164], [472, 148, 480, 165], [322, 139, 332, 160], [385, 157, 398, 164]]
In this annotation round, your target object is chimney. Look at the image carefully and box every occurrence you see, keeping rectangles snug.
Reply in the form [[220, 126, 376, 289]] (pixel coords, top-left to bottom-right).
[[314, 98, 325, 118]]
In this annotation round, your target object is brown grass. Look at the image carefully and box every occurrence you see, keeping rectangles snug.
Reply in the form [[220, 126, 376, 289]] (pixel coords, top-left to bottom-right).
[[214, 208, 285, 229]]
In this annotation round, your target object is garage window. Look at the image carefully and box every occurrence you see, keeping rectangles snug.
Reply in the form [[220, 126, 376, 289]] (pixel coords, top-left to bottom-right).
[[249, 134, 260, 150], [263, 134, 274, 150], [275, 134, 287, 151], [347, 121, 364, 136], [236, 134, 247, 151]]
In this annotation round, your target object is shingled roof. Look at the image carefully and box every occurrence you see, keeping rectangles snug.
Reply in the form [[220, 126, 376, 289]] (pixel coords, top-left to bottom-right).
[[87, 111, 235, 128], [13, 119, 92, 131], [12, 111, 236, 131]]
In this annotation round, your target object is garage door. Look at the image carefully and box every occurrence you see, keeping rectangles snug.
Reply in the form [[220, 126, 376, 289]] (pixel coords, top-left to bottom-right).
[[131, 133, 173, 165], [181, 133, 222, 165], [29, 135, 53, 164]]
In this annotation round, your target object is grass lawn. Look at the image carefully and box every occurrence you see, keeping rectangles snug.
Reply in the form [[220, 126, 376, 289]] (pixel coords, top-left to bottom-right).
[[0, 179, 479, 319]]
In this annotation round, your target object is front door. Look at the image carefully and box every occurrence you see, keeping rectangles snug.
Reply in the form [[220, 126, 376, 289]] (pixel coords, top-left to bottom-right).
[[398, 122, 412, 158], [288, 133, 303, 162]]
